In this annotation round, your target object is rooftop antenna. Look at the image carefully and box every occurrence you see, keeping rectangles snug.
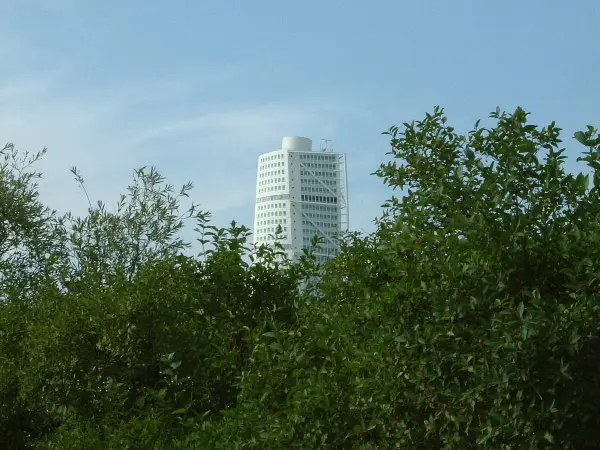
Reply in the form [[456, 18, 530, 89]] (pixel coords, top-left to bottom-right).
[[320, 139, 332, 152]]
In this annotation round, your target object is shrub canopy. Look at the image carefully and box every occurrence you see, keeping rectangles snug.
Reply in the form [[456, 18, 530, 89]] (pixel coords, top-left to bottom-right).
[[1, 107, 599, 449]]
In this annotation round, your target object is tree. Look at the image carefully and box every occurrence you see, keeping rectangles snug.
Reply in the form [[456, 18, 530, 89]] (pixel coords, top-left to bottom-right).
[[0, 154, 307, 448], [0, 143, 66, 448], [0, 143, 64, 296], [2, 106, 600, 448], [187, 107, 600, 448]]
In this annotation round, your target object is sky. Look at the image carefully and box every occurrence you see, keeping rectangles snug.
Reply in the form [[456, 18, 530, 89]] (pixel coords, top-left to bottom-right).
[[1, 0, 599, 239]]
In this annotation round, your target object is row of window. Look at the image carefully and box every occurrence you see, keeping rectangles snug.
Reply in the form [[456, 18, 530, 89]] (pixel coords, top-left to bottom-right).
[[301, 187, 338, 195], [302, 234, 339, 247], [302, 186, 323, 192], [302, 204, 338, 213], [256, 226, 288, 235], [260, 153, 284, 162], [303, 213, 338, 222], [301, 177, 337, 186], [300, 170, 336, 177], [258, 177, 286, 186], [257, 210, 287, 218], [256, 194, 289, 203], [257, 202, 286, 210], [259, 183, 336, 194], [260, 162, 285, 171], [299, 153, 336, 161], [302, 229, 337, 238], [300, 194, 338, 204], [259, 169, 285, 178], [303, 224, 338, 234], [256, 218, 287, 227], [302, 220, 337, 230], [254, 195, 340, 208], [302, 162, 335, 170], [256, 234, 288, 242], [259, 185, 286, 193]]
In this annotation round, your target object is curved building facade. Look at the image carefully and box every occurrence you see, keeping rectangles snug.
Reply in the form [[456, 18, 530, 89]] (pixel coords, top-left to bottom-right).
[[253, 136, 348, 263]]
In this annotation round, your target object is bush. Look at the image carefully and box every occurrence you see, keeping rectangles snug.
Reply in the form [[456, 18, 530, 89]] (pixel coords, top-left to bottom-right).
[[1, 107, 599, 448], [183, 107, 600, 449]]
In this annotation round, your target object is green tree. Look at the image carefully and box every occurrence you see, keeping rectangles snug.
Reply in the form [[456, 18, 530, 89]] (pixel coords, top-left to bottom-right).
[[3, 106, 600, 449], [0, 158, 306, 448], [0, 143, 64, 295], [0, 143, 66, 448], [188, 107, 600, 449]]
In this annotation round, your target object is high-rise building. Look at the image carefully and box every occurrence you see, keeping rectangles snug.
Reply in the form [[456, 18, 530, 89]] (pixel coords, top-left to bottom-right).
[[253, 136, 349, 263]]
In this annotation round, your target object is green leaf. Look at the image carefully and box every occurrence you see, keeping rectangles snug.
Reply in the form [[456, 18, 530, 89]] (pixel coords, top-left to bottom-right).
[[517, 302, 524, 319], [574, 131, 588, 145], [574, 130, 598, 147]]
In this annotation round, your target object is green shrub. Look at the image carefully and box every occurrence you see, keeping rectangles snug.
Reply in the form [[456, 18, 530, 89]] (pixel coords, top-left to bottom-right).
[[185, 107, 600, 448], [2, 107, 599, 448]]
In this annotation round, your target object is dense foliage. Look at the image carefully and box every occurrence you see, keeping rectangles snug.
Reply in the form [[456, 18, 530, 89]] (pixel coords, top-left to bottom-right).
[[1, 107, 599, 449]]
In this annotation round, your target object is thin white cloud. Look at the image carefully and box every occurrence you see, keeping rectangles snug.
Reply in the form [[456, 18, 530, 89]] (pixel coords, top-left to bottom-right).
[[0, 28, 377, 237], [129, 101, 343, 213], [0, 34, 25, 61], [0, 70, 69, 103], [1, 0, 80, 16], [0, 59, 344, 236], [133, 102, 340, 153]]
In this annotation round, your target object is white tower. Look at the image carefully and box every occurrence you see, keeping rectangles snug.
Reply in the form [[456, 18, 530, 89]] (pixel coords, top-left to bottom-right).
[[253, 136, 349, 263]]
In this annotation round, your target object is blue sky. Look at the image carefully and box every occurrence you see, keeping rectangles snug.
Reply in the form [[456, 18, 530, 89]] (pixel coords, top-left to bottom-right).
[[1, 0, 598, 236]]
